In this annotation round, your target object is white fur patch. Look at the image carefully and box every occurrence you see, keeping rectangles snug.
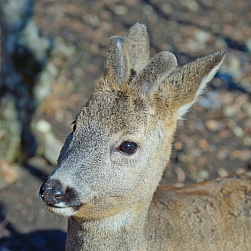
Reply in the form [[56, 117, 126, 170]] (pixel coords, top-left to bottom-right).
[[50, 206, 77, 217]]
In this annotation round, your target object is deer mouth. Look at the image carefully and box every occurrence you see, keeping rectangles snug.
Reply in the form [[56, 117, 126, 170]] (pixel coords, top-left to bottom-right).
[[41, 195, 83, 215], [46, 202, 69, 208], [48, 206, 76, 216], [46, 202, 83, 217]]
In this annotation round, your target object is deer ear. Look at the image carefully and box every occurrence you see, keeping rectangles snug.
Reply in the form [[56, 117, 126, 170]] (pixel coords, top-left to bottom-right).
[[133, 51, 177, 96], [123, 23, 150, 75], [104, 36, 129, 85], [165, 50, 226, 119]]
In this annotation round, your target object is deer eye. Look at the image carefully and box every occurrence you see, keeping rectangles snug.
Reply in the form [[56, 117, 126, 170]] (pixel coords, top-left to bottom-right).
[[117, 141, 138, 155]]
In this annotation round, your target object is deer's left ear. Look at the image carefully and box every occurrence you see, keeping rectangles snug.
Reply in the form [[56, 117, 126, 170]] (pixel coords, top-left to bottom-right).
[[133, 51, 177, 96], [164, 50, 226, 119]]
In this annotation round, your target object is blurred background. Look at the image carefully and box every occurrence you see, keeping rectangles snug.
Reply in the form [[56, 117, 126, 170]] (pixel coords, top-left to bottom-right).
[[0, 0, 250, 250]]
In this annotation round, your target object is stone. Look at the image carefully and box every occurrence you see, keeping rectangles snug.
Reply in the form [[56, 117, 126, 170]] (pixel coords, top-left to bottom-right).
[[35, 120, 63, 165], [113, 5, 128, 16], [217, 167, 229, 178], [197, 170, 209, 182], [233, 126, 244, 138], [205, 120, 224, 132]]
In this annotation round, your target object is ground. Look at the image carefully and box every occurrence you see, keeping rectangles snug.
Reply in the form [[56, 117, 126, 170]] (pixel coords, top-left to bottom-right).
[[0, 0, 250, 250]]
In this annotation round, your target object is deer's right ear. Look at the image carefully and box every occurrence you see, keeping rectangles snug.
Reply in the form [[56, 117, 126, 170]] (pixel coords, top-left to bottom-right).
[[133, 51, 177, 96], [104, 36, 129, 85]]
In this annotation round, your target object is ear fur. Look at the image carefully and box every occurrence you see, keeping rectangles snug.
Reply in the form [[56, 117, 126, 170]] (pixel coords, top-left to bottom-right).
[[103, 26, 225, 121], [165, 50, 226, 119], [133, 51, 177, 96]]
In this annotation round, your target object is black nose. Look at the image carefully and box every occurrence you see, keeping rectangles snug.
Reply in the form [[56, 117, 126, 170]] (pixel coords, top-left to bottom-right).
[[39, 179, 65, 206]]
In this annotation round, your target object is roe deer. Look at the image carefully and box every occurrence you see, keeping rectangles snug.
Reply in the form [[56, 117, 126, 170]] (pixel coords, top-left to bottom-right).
[[39, 23, 251, 251]]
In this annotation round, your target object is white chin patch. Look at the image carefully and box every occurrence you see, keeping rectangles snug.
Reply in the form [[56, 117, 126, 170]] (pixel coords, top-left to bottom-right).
[[49, 206, 78, 217]]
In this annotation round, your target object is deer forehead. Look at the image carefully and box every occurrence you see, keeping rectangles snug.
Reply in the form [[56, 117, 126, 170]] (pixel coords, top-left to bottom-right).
[[75, 83, 153, 136]]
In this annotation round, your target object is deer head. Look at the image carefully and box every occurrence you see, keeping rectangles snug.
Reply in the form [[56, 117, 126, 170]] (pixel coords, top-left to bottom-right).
[[39, 23, 226, 220]]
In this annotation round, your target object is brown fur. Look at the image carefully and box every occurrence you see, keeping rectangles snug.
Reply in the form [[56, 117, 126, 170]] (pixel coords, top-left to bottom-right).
[[40, 23, 251, 251], [148, 174, 251, 250]]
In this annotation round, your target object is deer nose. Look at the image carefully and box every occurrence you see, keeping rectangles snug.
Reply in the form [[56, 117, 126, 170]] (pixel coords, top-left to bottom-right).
[[39, 179, 65, 206]]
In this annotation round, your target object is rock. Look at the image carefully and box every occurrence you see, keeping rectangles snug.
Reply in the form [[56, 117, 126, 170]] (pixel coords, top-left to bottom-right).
[[35, 120, 63, 165], [83, 14, 100, 27], [217, 149, 229, 160], [174, 166, 186, 183], [52, 39, 75, 57], [174, 141, 183, 151], [195, 30, 210, 45], [198, 139, 209, 151], [205, 120, 224, 132], [231, 149, 251, 161], [217, 167, 229, 178], [223, 105, 236, 117], [43, 133, 63, 165], [243, 137, 251, 146], [233, 126, 244, 137], [160, 3, 173, 14], [243, 103, 251, 117], [35, 62, 58, 105], [36, 119, 52, 134], [229, 55, 241, 70], [181, 0, 199, 12], [209, 144, 217, 153], [218, 130, 232, 139], [197, 170, 209, 182], [225, 55, 242, 81], [236, 168, 246, 175], [19, 20, 51, 61], [113, 5, 128, 16]]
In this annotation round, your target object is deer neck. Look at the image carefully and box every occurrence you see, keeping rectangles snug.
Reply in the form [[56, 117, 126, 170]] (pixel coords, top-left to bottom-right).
[[66, 202, 151, 251]]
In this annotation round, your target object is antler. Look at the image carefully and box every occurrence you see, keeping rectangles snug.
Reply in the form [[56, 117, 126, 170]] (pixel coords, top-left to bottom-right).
[[104, 23, 151, 85], [123, 23, 150, 74], [104, 36, 129, 85]]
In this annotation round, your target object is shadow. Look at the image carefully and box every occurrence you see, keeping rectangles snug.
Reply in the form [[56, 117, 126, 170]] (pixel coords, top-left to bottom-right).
[[0, 203, 66, 251], [0, 229, 66, 251], [23, 161, 51, 183]]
